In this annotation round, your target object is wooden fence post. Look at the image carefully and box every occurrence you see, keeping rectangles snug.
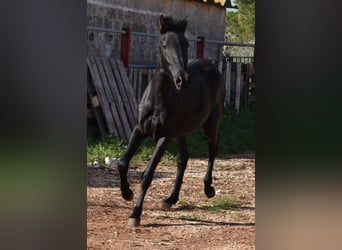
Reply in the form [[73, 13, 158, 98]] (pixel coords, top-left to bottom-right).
[[120, 27, 131, 68], [235, 63, 242, 113], [196, 36, 205, 58], [224, 61, 232, 108]]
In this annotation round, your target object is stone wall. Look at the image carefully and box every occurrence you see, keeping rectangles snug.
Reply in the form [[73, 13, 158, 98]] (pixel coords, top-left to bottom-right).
[[87, 0, 226, 65]]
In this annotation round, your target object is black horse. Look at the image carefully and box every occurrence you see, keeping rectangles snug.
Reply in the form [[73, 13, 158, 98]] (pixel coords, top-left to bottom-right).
[[117, 15, 226, 226]]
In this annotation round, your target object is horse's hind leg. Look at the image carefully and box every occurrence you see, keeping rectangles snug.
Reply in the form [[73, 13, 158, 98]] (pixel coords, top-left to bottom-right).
[[204, 141, 217, 198], [203, 108, 223, 198], [117, 126, 147, 201], [162, 137, 188, 210]]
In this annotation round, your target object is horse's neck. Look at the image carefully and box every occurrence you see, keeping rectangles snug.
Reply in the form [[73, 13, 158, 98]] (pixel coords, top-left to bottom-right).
[[150, 70, 173, 108]]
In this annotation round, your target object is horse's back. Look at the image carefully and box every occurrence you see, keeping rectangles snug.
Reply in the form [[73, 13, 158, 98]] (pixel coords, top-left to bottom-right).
[[187, 58, 225, 106]]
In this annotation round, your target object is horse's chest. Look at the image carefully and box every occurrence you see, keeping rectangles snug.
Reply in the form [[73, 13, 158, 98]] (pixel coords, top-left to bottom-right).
[[139, 107, 169, 140]]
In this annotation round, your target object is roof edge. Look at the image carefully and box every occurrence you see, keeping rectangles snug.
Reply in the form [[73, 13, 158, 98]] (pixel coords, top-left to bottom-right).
[[191, 0, 238, 9]]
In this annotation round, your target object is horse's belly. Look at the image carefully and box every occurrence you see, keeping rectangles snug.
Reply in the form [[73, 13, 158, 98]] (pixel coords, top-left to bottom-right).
[[167, 109, 211, 137]]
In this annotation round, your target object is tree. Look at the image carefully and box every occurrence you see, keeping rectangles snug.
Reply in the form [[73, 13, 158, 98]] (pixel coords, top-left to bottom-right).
[[224, 0, 255, 56]]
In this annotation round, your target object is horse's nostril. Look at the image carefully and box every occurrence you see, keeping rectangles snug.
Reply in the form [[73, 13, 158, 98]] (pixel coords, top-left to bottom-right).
[[176, 76, 182, 85]]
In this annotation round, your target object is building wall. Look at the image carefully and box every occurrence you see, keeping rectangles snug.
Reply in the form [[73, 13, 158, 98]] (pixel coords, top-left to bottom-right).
[[87, 0, 226, 64]]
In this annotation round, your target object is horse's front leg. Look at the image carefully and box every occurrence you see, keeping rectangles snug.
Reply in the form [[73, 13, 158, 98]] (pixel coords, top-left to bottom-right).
[[162, 136, 188, 209], [128, 136, 170, 227], [117, 126, 147, 201]]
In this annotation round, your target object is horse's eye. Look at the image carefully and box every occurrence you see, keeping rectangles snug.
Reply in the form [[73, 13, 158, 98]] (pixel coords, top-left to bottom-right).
[[161, 37, 167, 49]]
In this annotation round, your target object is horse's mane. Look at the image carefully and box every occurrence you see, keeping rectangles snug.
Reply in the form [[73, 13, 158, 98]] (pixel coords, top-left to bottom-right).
[[159, 16, 187, 34]]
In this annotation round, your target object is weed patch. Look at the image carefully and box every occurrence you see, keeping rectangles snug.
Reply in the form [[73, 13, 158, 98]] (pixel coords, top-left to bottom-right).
[[201, 196, 241, 213]]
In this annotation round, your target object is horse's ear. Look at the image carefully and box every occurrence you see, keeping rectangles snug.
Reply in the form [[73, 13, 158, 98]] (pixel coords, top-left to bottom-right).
[[176, 17, 187, 34], [158, 15, 165, 34]]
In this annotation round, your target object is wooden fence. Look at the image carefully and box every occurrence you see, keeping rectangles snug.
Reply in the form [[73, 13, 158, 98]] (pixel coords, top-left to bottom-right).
[[87, 56, 138, 140], [222, 61, 252, 113], [128, 66, 155, 105], [87, 57, 253, 139], [129, 61, 252, 113]]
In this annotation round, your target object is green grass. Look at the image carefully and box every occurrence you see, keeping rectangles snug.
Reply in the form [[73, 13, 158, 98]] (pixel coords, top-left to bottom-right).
[[201, 196, 241, 213], [218, 105, 255, 155], [177, 199, 189, 206], [87, 135, 176, 164], [87, 106, 254, 163], [170, 106, 255, 157]]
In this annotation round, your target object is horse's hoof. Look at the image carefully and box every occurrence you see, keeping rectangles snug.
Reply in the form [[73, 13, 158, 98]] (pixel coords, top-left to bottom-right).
[[161, 201, 172, 210], [128, 217, 140, 227], [205, 186, 216, 198], [122, 188, 134, 201]]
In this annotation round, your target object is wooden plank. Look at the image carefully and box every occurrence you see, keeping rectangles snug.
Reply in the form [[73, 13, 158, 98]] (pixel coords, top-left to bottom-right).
[[87, 56, 117, 136], [128, 67, 133, 87], [133, 68, 138, 102], [109, 59, 136, 134], [94, 57, 126, 139], [99, 57, 131, 140], [146, 69, 154, 99], [225, 61, 231, 107], [116, 60, 138, 122], [147, 68, 153, 85], [137, 69, 143, 104], [87, 69, 107, 139], [141, 69, 148, 95], [218, 60, 223, 74], [235, 63, 242, 113], [87, 92, 107, 139], [114, 60, 138, 125]]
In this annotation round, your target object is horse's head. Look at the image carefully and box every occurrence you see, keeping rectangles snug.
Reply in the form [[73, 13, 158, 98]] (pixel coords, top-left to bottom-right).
[[158, 15, 190, 90]]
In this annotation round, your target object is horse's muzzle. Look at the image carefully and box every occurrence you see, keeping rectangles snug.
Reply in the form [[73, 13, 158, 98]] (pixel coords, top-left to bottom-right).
[[175, 71, 189, 90]]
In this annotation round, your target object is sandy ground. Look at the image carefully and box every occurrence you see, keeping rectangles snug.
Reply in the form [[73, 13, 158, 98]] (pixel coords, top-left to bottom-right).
[[87, 155, 255, 249]]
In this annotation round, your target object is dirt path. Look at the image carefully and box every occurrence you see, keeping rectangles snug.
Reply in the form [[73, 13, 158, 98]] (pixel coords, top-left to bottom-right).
[[87, 155, 255, 249]]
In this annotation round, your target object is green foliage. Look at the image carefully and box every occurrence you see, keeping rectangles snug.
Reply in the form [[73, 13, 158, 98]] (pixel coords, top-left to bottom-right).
[[218, 106, 255, 155], [225, 0, 255, 56], [87, 107, 255, 163], [226, 11, 240, 41], [185, 106, 255, 157], [226, 0, 255, 42]]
